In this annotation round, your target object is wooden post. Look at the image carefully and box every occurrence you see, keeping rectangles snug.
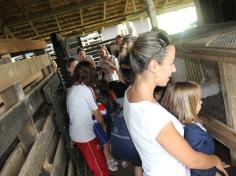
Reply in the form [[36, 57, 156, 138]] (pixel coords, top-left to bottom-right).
[[218, 61, 236, 165], [0, 54, 12, 64], [144, 0, 158, 31], [0, 83, 25, 115]]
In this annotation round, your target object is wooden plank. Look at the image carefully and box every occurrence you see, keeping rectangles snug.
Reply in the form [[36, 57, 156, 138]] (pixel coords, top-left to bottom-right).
[[202, 116, 236, 151], [67, 159, 75, 176], [47, 130, 60, 164], [0, 74, 53, 159], [18, 118, 38, 153], [50, 136, 68, 176], [0, 83, 25, 116], [0, 54, 12, 64], [0, 54, 51, 92], [18, 112, 55, 176], [0, 143, 26, 176], [0, 39, 46, 55], [21, 71, 44, 88], [218, 61, 236, 128], [34, 105, 51, 132]]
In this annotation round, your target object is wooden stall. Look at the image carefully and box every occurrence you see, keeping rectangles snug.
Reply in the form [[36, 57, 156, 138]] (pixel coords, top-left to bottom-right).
[[0, 39, 87, 176], [175, 23, 236, 165]]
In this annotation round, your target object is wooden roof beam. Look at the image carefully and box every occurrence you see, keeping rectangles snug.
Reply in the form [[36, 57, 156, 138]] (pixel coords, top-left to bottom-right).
[[4, 27, 15, 39], [12, 0, 39, 36], [131, 0, 137, 13], [80, 9, 84, 25], [48, 0, 62, 31], [103, 2, 106, 21], [164, 0, 169, 7], [124, 0, 129, 14], [145, 0, 158, 30], [30, 15, 124, 40], [4, 0, 109, 27]]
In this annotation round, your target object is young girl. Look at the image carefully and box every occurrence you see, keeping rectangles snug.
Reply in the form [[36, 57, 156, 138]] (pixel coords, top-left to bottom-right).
[[161, 81, 236, 176]]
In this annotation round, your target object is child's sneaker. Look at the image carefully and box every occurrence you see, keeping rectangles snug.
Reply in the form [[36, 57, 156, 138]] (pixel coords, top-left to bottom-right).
[[110, 158, 119, 166], [107, 160, 118, 172], [121, 160, 129, 168]]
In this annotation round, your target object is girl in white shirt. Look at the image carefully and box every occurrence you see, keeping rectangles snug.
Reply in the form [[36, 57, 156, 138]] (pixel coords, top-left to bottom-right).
[[123, 31, 228, 176]]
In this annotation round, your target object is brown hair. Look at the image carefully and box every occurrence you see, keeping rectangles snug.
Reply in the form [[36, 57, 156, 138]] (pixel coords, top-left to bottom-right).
[[73, 61, 95, 86], [161, 81, 202, 124]]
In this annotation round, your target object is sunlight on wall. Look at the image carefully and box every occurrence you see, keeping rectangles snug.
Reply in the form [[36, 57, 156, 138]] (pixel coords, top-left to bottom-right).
[[156, 6, 197, 35]]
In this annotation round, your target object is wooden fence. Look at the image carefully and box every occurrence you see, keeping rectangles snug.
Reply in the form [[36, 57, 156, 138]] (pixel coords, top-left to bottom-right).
[[0, 39, 87, 176]]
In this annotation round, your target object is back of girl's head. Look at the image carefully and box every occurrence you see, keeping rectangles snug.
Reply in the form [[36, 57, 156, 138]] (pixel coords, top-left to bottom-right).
[[67, 57, 76, 67], [108, 81, 128, 98], [130, 31, 171, 75], [161, 81, 202, 124], [73, 61, 94, 86], [77, 47, 84, 54]]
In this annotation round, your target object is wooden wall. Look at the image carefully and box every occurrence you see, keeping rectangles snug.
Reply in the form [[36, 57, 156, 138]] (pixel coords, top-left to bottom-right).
[[0, 39, 84, 176]]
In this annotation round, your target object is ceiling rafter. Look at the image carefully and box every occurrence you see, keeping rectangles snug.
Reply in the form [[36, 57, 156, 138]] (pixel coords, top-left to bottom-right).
[[48, 0, 62, 31], [30, 15, 125, 40], [4, 0, 109, 27], [103, 2, 106, 20], [124, 0, 129, 14], [164, 0, 169, 7], [4, 27, 15, 39], [131, 0, 137, 13], [12, 0, 39, 36], [80, 9, 84, 25]]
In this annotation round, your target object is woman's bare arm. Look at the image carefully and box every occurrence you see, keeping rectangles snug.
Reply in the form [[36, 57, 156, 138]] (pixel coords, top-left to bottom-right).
[[156, 122, 228, 176]]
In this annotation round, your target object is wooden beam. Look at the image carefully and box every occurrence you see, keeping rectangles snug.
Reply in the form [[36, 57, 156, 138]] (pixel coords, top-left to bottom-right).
[[12, 0, 39, 36], [0, 74, 53, 159], [67, 159, 75, 176], [18, 112, 55, 176], [124, 0, 129, 14], [30, 15, 125, 40], [145, 0, 158, 30], [202, 116, 236, 150], [4, 27, 15, 39], [0, 143, 26, 176], [0, 83, 25, 115], [50, 136, 68, 176], [0, 54, 51, 92], [80, 9, 84, 25], [48, 0, 62, 31], [131, 0, 137, 13], [18, 118, 38, 153], [103, 2, 106, 21], [4, 0, 109, 27], [0, 39, 46, 55], [164, 0, 169, 7], [176, 50, 236, 64]]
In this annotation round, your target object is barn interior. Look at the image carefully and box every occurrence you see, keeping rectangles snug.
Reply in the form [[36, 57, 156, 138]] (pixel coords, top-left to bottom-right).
[[1, 0, 236, 176]]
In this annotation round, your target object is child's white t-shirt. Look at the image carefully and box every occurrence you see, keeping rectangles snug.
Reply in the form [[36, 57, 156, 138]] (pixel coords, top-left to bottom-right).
[[123, 94, 190, 176], [67, 84, 97, 142]]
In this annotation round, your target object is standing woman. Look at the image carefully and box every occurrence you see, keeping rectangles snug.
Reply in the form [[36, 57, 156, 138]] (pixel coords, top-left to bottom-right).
[[66, 61, 110, 176], [97, 45, 119, 82], [123, 31, 228, 176]]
